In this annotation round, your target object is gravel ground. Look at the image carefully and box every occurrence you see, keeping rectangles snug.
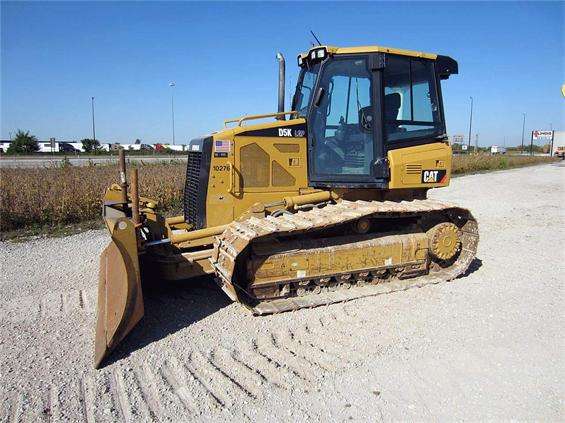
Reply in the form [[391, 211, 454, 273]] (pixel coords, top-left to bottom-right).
[[1, 163, 563, 422]]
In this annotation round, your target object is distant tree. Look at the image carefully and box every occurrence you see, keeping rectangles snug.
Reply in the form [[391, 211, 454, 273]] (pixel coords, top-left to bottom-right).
[[81, 138, 100, 153], [7, 130, 39, 154], [134, 138, 141, 144]]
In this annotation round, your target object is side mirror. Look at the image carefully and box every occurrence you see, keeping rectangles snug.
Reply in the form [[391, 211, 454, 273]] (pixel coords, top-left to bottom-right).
[[313, 87, 325, 107]]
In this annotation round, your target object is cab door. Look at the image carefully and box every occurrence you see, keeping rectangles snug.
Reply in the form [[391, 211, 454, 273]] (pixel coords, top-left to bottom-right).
[[307, 55, 380, 186]]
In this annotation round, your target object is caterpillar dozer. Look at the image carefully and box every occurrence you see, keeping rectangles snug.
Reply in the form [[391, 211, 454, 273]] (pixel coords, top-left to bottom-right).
[[95, 44, 479, 368]]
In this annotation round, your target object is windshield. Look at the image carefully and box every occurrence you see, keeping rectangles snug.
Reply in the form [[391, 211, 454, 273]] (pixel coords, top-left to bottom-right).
[[293, 64, 320, 116]]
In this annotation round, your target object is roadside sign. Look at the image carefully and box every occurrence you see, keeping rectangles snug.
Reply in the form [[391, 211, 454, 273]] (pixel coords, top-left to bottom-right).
[[530, 130, 555, 156], [532, 130, 553, 140], [462, 144, 468, 151]]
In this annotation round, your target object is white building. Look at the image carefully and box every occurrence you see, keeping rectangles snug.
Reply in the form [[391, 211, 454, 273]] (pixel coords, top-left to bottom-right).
[[37, 142, 59, 153], [162, 144, 186, 152], [0, 141, 11, 153], [0, 139, 188, 154], [0, 140, 61, 153], [122, 144, 142, 151]]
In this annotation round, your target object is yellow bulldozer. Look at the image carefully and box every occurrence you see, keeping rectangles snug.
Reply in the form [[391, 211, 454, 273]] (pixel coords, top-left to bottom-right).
[[95, 44, 479, 368]]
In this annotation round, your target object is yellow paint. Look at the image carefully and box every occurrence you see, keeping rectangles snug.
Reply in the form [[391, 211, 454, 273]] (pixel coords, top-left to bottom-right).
[[302, 45, 438, 60], [204, 120, 309, 228], [224, 111, 298, 127], [204, 125, 453, 228], [248, 232, 429, 286], [387, 142, 452, 189]]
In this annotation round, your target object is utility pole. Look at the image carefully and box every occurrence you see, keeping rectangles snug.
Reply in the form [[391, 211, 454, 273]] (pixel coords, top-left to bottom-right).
[[467, 96, 473, 150], [169, 82, 176, 145], [548, 123, 554, 157], [520, 112, 526, 155], [475, 133, 479, 152], [91, 97, 96, 142]]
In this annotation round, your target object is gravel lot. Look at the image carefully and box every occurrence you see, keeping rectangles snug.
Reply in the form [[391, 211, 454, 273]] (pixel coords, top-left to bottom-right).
[[1, 163, 563, 422]]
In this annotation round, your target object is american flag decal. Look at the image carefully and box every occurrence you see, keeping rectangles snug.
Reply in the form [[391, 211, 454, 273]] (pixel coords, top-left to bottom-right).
[[214, 140, 231, 153]]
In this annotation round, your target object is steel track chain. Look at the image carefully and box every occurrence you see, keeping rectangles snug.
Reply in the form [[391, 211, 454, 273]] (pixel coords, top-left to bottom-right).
[[211, 199, 479, 314]]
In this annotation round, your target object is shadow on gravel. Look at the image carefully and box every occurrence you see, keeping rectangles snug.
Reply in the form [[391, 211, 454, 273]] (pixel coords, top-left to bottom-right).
[[459, 257, 483, 278], [104, 276, 230, 367], [103, 258, 484, 367]]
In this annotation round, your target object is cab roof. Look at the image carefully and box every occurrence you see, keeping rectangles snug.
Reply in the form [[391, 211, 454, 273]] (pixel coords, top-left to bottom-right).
[[300, 45, 438, 60], [297, 45, 458, 79]]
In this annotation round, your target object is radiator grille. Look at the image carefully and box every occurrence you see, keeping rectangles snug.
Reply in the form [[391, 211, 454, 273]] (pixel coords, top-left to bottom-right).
[[184, 150, 203, 228], [405, 164, 422, 174]]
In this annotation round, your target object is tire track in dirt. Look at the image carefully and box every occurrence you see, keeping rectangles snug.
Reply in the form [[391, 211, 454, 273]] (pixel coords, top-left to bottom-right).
[[78, 377, 95, 423], [207, 348, 260, 400], [5, 393, 23, 423], [0, 289, 96, 323], [42, 385, 60, 422], [109, 368, 134, 422], [159, 356, 203, 414], [130, 363, 164, 421], [1, 297, 396, 422], [275, 328, 341, 371], [252, 337, 313, 383]]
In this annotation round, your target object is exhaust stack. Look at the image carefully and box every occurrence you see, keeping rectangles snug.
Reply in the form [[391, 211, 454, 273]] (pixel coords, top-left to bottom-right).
[[276, 52, 285, 120]]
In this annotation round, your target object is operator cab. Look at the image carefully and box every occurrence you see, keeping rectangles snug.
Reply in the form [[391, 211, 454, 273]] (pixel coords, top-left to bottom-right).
[[291, 46, 457, 188]]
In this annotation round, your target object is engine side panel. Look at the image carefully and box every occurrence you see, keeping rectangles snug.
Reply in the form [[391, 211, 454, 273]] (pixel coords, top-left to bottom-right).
[[204, 120, 310, 228], [388, 142, 452, 189]]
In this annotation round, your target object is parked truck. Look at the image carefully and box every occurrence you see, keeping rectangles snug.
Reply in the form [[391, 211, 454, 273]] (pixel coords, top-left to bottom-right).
[[490, 145, 506, 155]]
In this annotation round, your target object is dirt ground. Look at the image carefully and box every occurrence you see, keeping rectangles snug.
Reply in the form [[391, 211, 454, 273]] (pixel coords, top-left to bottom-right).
[[1, 163, 563, 422]]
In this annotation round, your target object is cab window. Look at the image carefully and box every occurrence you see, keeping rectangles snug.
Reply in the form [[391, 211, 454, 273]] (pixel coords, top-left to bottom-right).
[[310, 57, 373, 176], [294, 64, 320, 117], [383, 56, 441, 142]]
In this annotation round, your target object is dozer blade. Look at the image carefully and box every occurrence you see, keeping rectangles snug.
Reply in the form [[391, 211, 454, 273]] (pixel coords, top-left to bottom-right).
[[95, 217, 144, 368]]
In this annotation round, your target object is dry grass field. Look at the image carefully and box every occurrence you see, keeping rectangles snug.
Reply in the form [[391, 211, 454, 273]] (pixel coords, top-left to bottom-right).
[[451, 154, 555, 174], [1, 162, 185, 231], [0, 155, 556, 231]]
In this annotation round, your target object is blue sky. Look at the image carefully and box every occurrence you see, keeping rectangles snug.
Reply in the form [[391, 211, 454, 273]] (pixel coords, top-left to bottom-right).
[[1, 1, 563, 146]]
